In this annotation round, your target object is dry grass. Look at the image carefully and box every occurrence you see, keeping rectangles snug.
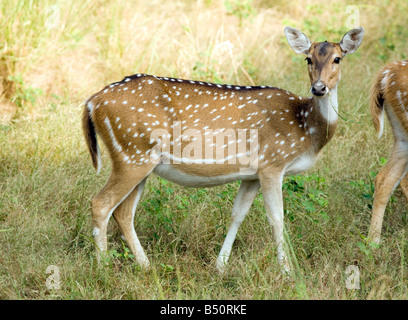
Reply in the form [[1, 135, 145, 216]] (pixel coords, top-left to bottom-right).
[[1, 0, 408, 300]]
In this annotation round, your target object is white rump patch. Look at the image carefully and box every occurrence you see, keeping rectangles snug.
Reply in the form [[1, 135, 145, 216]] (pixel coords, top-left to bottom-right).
[[104, 117, 123, 153]]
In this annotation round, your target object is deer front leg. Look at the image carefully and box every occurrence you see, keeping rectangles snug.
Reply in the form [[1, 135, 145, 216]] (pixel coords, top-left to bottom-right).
[[216, 180, 260, 273], [259, 170, 290, 274]]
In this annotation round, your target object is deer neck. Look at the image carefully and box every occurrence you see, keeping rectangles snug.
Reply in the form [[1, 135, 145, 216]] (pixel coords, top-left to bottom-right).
[[308, 85, 339, 151]]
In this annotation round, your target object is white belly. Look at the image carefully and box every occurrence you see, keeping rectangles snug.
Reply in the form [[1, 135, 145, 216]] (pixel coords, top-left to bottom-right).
[[285, 151, 317, 175], [153, 149, 317, 187], [153, 164, 258, 188]]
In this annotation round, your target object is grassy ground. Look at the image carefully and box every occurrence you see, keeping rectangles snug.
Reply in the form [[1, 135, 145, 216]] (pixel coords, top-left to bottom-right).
[[1, 0, 408, 300]]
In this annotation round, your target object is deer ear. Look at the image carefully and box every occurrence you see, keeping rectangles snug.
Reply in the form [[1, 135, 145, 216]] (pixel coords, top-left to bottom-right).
[[284, 27, 312, 55], [340, 27, 364, 55]]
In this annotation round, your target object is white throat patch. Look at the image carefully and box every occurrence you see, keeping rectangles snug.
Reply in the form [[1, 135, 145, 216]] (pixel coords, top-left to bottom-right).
[[315, 86, 339, 123]]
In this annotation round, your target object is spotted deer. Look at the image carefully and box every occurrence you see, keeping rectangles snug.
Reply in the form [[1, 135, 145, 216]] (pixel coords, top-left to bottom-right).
[[368, 59, 408, 244], [82, 27, 364, 273]]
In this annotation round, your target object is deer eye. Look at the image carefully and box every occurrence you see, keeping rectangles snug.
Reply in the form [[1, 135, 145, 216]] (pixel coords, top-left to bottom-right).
[[305, 57, 312, 65], [334, 57, 341, 64]]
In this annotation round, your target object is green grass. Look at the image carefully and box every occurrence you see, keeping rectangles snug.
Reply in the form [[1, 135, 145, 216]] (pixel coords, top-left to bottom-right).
[[1, 0, 408, 300]]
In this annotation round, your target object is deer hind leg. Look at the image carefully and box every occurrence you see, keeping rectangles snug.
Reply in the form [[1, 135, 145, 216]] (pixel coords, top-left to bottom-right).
[[91, 165, 154, 264], [112, 177, 150, 268], [216, 180, 260, 273], [369, 143, 408, 244], [258, 169, 290, 273], [398, 173, 408, 203]]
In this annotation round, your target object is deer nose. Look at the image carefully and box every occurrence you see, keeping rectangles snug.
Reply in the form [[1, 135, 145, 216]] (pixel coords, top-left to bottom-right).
[[311, 82, 327, 96]]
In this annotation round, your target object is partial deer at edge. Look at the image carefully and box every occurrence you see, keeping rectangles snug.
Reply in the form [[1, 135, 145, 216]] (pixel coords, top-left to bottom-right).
[[82, 27, 364, 273], [369, 59, 408, 244]]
